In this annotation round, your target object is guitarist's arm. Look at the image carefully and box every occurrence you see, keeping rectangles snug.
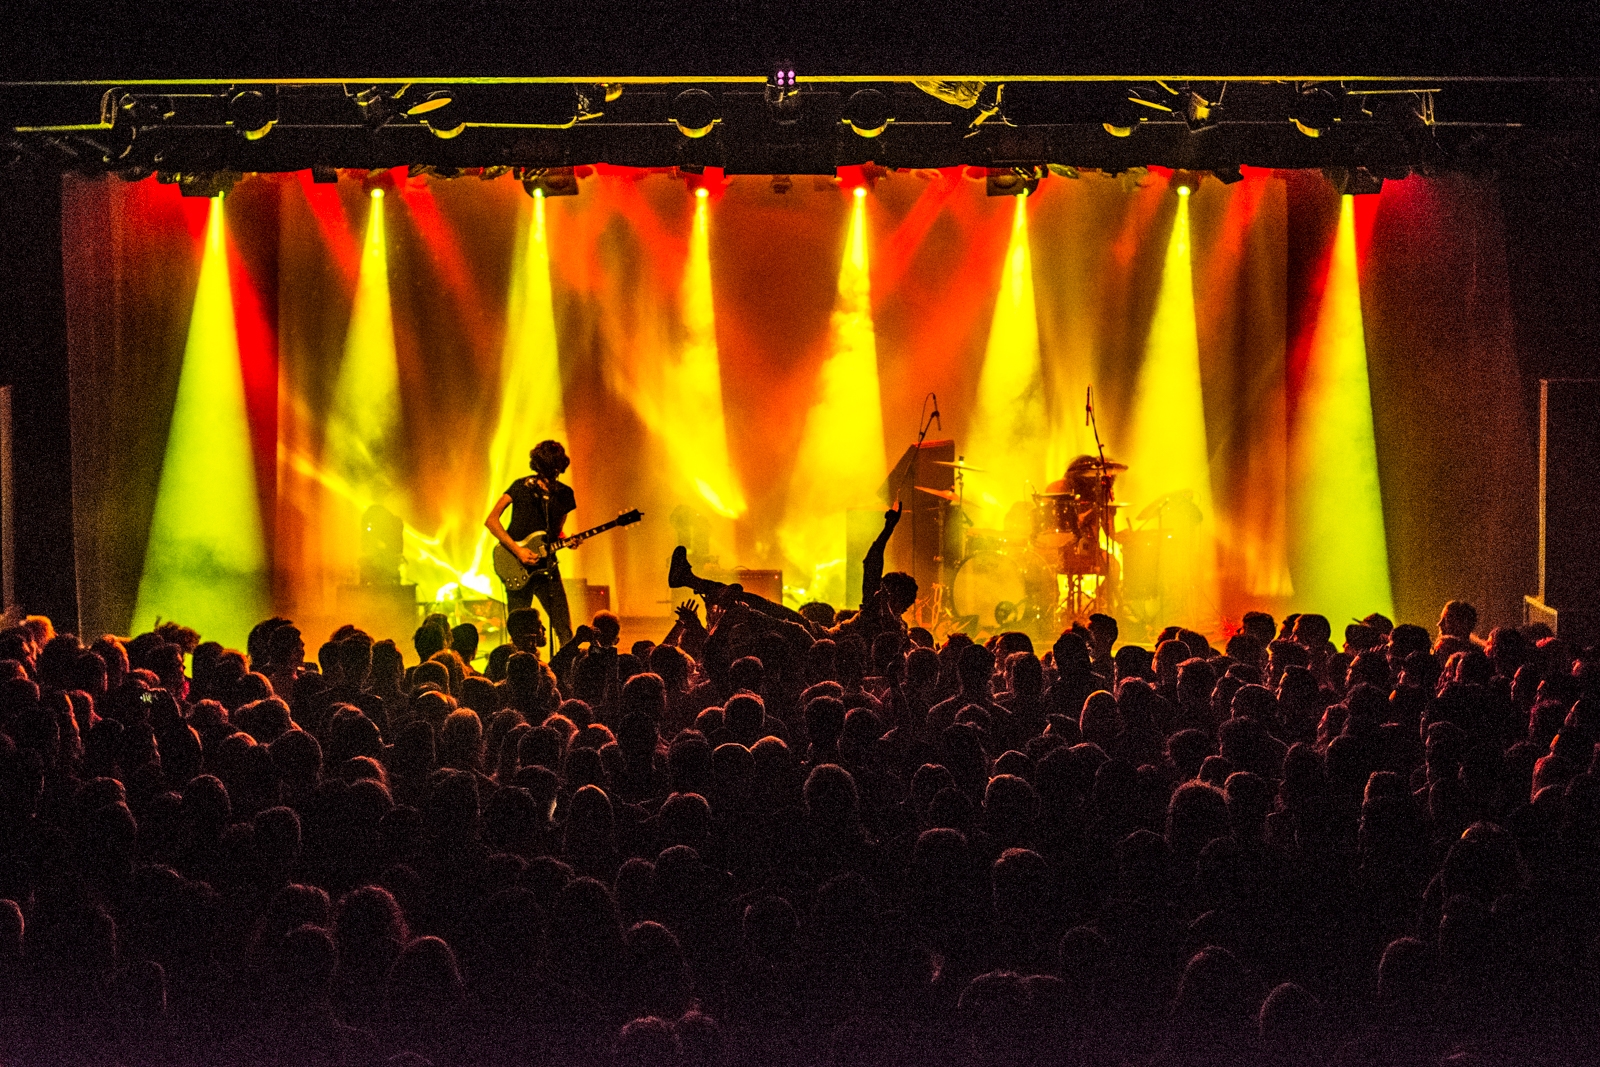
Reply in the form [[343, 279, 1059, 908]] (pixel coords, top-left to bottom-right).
[[485, 494, 539, 566]]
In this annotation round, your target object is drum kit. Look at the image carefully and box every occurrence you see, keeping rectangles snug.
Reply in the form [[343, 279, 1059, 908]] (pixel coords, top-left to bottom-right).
[[913, 454, 1130, 636]]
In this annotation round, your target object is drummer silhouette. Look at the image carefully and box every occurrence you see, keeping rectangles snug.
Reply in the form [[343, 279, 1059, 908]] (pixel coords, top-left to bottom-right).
[[1038, 454, 1126, 572]]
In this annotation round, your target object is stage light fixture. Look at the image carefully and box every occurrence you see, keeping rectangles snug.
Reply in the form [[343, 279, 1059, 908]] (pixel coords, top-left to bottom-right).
[[162, 171, 239, 198], [1291, 85, 1346, 137], [1322, 166, 1383, 195], [1211, 164, 1244, 184], [227, 89, 276, 140], [1173, 170, 1202, 195], [965, 82, 1008, 136], [670, 89, 720, 139], [1104, 87, 1168, 137], [842, 89, 892, 138], [766, 61, 801, 124], [771, 174, 793, 194], [521, 166, 578, 197], [311, 164, 338, 184], [1181, 84, 1223, 131], [408, 89, 466, 139], [987, 167, 1040, 197], [349, 85, 397, 129]]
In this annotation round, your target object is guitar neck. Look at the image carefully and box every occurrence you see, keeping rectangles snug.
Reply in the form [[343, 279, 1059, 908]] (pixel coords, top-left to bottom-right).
[[554, 518, 622, 550]]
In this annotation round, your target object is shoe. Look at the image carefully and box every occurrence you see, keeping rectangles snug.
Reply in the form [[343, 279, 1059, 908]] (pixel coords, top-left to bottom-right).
[[669, 546, 694, 589]]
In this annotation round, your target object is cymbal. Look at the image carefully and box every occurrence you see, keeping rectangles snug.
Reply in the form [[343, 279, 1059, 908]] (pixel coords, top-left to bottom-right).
[[1067, 458, 1129, 472], [914, 485, 959, 502], [1135, 488, 1196, 522], [1032, 491, 1076, 500], [933, 460, 986, 472]]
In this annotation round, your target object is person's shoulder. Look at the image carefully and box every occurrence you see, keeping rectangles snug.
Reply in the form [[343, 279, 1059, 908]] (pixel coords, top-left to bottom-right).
[[557, 480, 576, 503], [505, 477, 530, 496]]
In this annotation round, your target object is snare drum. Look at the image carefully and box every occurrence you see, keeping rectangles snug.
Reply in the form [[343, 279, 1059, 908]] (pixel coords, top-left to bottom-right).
[[1032, 496, 1078, 549]]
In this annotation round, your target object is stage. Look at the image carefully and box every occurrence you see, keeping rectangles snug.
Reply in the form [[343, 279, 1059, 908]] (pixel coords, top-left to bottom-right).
[[60, 165, 1537, 652]]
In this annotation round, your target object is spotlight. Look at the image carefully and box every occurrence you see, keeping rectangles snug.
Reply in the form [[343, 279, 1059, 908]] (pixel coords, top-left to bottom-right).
[[1104, 86, 1168, 137], [1172, 170, 1203, 195], [1322, 166, 1384, 195], [164, 172, 239, 198], [227, 88, 276, 141], [1211, 164, 1244, 184], [1047, 164, 1081, 179], [1181, 84, 1223, 131], [408, 89, 466, 139], [521, 166, 578, 197], [694, 186, 708, 200], [349, 85, 397, 129], [1291, 85, 1346, 138], [842, 88, 892, 138], [371, 187, 383, 200], [670, 89, 720, 139], [986, 166, 1039, 197]]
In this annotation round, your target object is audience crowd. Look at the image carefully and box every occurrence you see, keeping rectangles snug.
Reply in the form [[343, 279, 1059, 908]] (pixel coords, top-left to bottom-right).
[[0, 575, 1597, 1067]]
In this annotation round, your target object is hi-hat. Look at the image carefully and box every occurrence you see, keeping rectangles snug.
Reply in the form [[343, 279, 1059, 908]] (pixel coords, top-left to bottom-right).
[[915, 485, 959, 502], [933, 460, 986, 473]]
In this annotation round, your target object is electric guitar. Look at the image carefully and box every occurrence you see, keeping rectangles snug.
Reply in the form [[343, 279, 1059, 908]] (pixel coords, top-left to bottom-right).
[[492, 509, 643, 591]]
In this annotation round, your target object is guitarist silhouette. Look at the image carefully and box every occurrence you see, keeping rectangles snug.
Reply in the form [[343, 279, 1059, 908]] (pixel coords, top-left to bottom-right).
[[485, 440, 577, 649]]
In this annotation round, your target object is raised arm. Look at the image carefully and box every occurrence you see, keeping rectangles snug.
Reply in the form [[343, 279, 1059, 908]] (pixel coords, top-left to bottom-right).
[[861, 501, 903, 604]]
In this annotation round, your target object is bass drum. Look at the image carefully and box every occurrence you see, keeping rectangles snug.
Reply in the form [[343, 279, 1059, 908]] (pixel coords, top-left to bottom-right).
[[953, 551, 1053, 631]]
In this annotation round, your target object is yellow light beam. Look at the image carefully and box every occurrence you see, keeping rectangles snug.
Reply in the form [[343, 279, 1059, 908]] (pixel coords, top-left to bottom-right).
[[1289, 195, 1393, 621], [670, 187, 747, 519], [133, 195, 268, 648], [964, 193, 1049, 528], [327, 189, 405, 512], [778, 187, 887, 605], [464, 188, 570, 595], [1120, 186, 1220, 629]]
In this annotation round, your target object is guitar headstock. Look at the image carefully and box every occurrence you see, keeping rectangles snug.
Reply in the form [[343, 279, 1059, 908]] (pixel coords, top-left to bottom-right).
[[617, 509, 644, 527]]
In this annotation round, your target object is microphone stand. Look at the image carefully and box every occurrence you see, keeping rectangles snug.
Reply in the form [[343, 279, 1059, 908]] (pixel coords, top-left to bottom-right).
[[899, 394, 939, 614], [1086, 387, 1115, 615]]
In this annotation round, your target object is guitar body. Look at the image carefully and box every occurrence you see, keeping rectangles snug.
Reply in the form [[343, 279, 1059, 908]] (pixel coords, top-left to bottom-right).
[[492, 509, 643, 594], [492, 533, 555, 592]]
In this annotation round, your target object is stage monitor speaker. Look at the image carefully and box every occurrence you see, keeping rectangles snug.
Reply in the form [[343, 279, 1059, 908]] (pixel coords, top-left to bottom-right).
[[734, 569, 782, 604], [562, 579, 611, 624], [336, 583, 419, 646], [881, 438, 956, 588], [1526, 379, 1600, 645], [700, 568, 782, 605]]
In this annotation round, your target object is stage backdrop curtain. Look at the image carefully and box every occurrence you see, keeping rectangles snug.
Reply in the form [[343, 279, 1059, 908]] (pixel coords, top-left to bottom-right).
[[63, 168, 1532, 647]]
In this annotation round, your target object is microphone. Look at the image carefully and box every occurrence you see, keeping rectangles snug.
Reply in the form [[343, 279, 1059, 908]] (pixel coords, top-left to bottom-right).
[[931, 393, 942, 430], [1085, 386, 1092, 427]]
